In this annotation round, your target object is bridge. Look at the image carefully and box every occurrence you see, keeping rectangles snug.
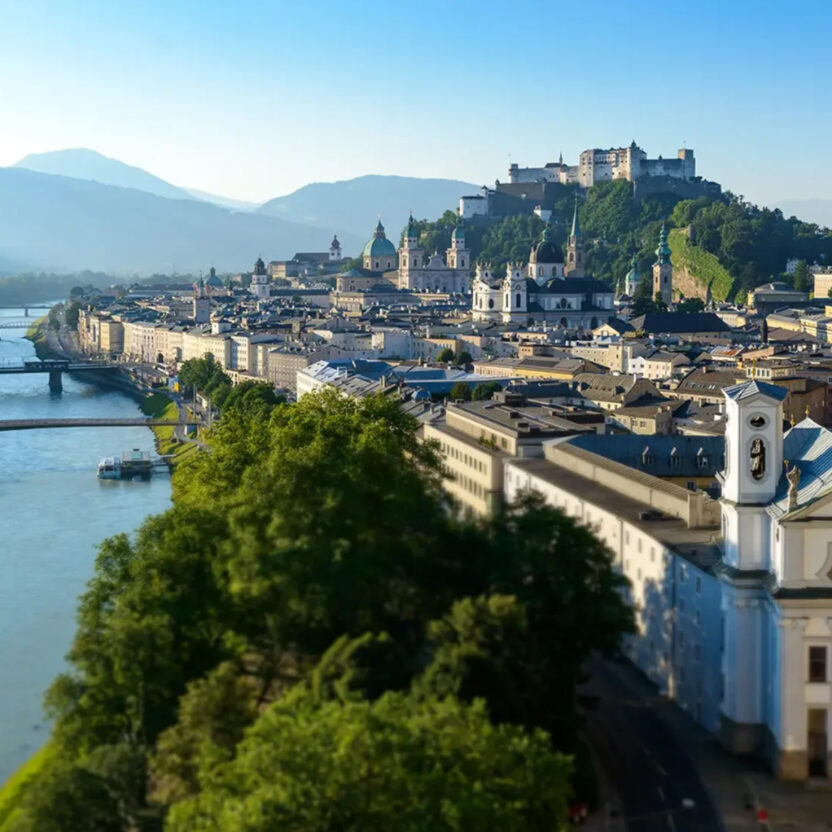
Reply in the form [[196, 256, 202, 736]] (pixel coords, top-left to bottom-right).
[[0, 418, 197, 432], [0, 360, 119, 391], [0, 305, 52, 315]]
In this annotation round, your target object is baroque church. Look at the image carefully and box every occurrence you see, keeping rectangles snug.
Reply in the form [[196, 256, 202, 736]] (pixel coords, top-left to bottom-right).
[[345, 217, 471, 294], [471, 203, 615, 328]]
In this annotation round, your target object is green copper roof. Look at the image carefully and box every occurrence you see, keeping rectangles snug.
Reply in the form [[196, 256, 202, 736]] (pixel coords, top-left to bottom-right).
[[655, 222, 671, 265], [405, 213, 419, 239], [362, 218, 396, 259], [625, 252, 640, 279], [451, 221, 465, 242]]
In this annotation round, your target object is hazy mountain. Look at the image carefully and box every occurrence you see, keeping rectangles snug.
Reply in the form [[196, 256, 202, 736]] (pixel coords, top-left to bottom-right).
[[257, 174, 479, 240], [183, 188, 258, 212], [776, 199, 832, 228], [0, 168, 363, 275], [14, 148, 193, 202]]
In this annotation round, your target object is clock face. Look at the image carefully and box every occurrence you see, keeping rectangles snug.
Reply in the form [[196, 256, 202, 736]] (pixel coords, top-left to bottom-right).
[[749, 414, 766, 429]]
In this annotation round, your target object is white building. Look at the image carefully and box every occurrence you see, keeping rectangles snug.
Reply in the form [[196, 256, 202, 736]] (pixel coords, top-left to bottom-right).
[[472, 225, 614, 328], [506, 379, 832, 780], [250, 257, 270, 299]]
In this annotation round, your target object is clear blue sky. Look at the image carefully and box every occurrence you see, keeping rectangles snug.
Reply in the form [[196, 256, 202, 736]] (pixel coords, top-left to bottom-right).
[[0, 0, 827, 206]]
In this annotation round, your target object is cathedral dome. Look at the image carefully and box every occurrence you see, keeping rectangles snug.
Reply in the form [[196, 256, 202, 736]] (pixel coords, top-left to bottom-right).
[[362, 220, 397, 259], [529, 226, 562, 264]]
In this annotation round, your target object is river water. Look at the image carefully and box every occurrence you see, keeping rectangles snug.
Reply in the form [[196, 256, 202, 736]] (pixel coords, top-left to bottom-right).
[[0, 308, 172, 781]]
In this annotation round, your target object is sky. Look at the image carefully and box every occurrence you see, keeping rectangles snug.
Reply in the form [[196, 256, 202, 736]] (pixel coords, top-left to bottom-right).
[[0, 0, 828, 206]]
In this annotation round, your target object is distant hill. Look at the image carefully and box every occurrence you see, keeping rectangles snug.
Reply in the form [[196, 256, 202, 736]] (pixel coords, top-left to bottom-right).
[[776, 199, 832, 228], [183, 188, 258, 212], [0, 168, 363, 275], [14, 148, 193, 202], [257, 175, 478, 240]]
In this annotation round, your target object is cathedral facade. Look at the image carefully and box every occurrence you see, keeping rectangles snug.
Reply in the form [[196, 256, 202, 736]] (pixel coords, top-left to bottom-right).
[[396, 215, 471, 293], [471, 219, 614, 328]]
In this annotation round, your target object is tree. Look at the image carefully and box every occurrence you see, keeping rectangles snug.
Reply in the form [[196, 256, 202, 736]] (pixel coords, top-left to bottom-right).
[[65, 301, 81, 330], [69, 285, 86, 298], [448, 381, 472, 401], [480, 493, 634, 746], [458, 350, 473, 366], [630, 276, 656, 316], [677, 296, 704, 314], [436, 347, 455, 363], [793, 260, 810, 293], [166, 688, 572, 832], [472, 381, 500, 401]]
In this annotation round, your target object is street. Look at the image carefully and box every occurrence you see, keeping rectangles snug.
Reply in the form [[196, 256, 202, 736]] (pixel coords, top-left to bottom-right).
[[583, 657, 722, 832]]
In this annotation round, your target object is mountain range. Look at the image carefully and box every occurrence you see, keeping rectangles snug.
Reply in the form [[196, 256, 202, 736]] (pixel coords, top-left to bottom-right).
[[2, 149, 475, 275], [0, 167, 364, 275]]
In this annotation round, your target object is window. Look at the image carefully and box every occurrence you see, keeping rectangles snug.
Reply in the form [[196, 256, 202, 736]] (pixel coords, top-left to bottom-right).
[[695, 576, 702, 594], [809, 646, 828, 682]]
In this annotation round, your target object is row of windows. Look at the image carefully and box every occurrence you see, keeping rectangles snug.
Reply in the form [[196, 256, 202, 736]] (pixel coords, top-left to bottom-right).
[[454, 473, 485, 499], [440, 441, 487, 473]]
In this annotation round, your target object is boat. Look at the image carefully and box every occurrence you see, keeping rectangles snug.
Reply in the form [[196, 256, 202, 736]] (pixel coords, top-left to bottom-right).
[[97, 449, 153, 480]]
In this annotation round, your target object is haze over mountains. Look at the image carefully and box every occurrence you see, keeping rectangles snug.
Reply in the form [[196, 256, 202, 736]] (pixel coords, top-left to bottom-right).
[[3, 149, 475, 275], [0, 168, 363, 275], [256, 175, 478, 239]]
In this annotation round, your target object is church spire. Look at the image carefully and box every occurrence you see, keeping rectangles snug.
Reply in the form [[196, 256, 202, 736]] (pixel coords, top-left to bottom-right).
[[570, 195, 581, 239], [655, 222, 671, 265], [565, 195, 584, 277]]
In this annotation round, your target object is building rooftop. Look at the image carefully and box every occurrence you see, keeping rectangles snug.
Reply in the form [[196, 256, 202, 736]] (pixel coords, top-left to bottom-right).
[[509, 456, 721, 569]]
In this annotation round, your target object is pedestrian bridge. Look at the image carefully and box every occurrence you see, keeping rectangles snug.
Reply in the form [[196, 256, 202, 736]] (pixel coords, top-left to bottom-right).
[[0, 418, 197, 432]]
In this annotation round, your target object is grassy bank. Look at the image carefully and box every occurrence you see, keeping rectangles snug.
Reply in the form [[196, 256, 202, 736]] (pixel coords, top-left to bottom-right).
[[0, 744, 55, 831], [139, 392, 198, 463], [23, 317, 50, 359]]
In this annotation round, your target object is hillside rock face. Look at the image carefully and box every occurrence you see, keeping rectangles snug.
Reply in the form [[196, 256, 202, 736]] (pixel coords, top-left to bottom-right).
[[673, 262, 709, 302]]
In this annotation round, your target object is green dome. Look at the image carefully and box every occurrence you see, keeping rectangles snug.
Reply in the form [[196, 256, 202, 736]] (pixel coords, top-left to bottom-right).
[[362, 219, 397, 260], [451, 223, 465, 242], [405, 214, 419, 239]]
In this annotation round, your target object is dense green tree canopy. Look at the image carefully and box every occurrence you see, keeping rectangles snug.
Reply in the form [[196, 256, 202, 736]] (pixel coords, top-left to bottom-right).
[[7, 389, 633, 831], [166, 689, 572, 832]]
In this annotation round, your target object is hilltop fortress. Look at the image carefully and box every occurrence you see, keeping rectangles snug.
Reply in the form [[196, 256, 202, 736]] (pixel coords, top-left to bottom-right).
[[508, 141, 695, 187], [460, 141, 721, 220]]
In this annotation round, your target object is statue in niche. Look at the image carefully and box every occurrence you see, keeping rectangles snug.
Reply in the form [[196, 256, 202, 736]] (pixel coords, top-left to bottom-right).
[[750, 437, 766, 480]]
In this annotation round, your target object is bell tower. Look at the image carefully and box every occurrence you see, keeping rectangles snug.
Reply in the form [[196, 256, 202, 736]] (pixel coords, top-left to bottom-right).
[[565, 197, 585, 277], [719, 380, 786, 570], [652, 223, 673, 306], [446, 220, 469, 271]]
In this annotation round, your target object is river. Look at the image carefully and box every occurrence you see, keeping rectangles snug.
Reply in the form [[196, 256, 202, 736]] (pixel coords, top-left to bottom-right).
[[0, 308, 172, 781]]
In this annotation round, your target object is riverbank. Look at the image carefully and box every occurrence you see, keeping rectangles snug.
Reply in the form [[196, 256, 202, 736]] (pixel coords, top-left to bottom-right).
[[0, 745, 54, 830], [23, 321, 201, 464], [23, 318, 49, 359], [139, 392, 200, 464]]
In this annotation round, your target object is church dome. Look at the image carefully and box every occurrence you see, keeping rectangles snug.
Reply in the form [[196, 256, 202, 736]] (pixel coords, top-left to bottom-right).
[[529, 226, 562, 264], [362, 220, 397, 259], [451, 222, 465, 242]]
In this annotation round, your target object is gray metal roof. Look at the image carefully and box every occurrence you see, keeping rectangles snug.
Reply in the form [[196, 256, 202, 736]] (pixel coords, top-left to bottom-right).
[[723, 379, 789, 402], [768, 418, 832, 519]]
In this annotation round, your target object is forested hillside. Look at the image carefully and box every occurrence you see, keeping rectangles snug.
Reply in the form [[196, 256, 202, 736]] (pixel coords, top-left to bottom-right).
[[412, 180, 832, 300]]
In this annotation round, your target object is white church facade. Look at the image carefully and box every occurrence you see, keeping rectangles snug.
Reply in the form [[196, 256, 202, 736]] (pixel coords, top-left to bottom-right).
[[471, 210, 615, 328], [506, 380, 832, 780]]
